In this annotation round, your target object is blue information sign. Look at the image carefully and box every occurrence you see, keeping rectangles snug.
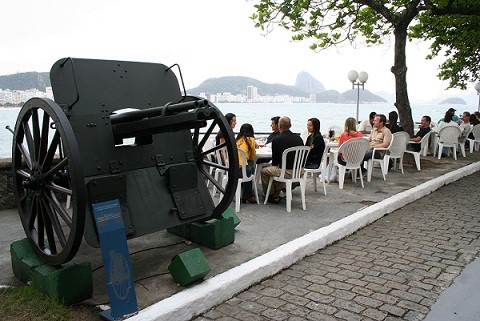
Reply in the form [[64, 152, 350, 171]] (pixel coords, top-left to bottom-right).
[[92, 199, 138, 320]]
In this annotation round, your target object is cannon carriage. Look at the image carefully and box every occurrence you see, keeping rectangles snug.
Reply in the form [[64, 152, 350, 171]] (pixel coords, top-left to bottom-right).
[[11, 58, 239, 265]]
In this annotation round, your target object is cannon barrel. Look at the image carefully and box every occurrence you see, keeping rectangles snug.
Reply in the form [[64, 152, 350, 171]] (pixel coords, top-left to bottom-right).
[[110, 99, 209, 125]]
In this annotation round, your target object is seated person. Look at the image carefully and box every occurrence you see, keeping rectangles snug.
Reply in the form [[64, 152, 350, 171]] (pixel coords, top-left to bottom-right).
[[261, 116, 303, 203], [468, 113, 479, 139], [236, 123, 259, 204], [408, 116, 431, 152], [386, 110, 404, 134], [437, 108, 460, 124], [256, 116, 280, 165], [338, 117, 363, 165], [458, 111, 471, 143], [304, 118, 325, 169], [362, 114, 392, 169], [266, 116, 281, 144], [215, 113, 237, 145], [357, 111, 376, 134], [433, 110, 459, 133]]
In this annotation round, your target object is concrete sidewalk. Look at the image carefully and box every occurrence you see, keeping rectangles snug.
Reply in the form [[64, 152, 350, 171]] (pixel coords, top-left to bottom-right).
[[1, 153, 480, 320]]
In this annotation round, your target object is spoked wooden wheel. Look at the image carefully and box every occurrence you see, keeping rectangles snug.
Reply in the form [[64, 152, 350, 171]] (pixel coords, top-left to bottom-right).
[[12, 98, 86, 265], [192, 106, 239, 218]]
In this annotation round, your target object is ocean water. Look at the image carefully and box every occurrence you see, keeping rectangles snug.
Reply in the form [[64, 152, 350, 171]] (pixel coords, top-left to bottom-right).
[[1, 102, 475, 159]]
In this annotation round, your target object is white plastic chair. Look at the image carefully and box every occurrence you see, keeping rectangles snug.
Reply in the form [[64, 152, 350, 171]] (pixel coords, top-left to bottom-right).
[[384, 131, 409, 174], [458, 126, 472, 158], [212, 146, 229, 197], [367, 132, 408, 181], [304, 140, 328, 195], [233, 149, 259, 212], [468, 124, 480, 153], [405, 131, 431, 170], [255, 160, 271, 184], [203, 138, 217, 188], [332, 138, 370, 189], [263, 146, 310, 212], [437, 126, 461, 160]]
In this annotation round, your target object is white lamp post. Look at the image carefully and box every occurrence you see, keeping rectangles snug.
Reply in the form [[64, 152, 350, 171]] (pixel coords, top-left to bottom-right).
[[475, 82, 480, 112], [348, 70, 368, 123]]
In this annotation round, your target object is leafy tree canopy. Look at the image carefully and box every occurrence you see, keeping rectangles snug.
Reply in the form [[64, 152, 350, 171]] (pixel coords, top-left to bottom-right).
[[251, 0, 480, 134], [410, 5, 480, 89]]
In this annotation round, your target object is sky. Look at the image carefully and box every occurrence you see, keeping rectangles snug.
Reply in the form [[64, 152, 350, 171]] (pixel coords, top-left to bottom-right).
[[1, 0, 478, 105]]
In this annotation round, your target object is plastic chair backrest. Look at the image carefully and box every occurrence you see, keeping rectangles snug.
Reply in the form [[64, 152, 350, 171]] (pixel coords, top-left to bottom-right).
[[438, 126, 461, 145], [471, 124, 480, 140], [279, 146, 311, 179], [338, 138, 370, 166], [419, 131, 431, 151], [238, 149, 251, 178], [388, 132, 409, 157], [214, 146, 229, 167]]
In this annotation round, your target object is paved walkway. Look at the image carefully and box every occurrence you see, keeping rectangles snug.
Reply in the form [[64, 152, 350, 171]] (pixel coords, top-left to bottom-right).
[[194, 172, 480, 321]]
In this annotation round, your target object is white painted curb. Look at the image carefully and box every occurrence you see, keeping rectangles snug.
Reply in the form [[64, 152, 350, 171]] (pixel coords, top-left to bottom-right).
[[127, 162, 480, 321]]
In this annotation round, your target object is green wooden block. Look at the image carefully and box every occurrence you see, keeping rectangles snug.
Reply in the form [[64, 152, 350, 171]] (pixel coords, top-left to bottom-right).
[[190, 217, 235, 250], [166, 222, 191, 239], [168, 248, 211, 286], [32, 262, 93, 305], [221, 207, 241, 228], [10, 239, 43, 282]]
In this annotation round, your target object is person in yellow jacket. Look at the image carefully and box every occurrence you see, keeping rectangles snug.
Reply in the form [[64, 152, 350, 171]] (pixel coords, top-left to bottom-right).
[[236, 123, 259, 203]]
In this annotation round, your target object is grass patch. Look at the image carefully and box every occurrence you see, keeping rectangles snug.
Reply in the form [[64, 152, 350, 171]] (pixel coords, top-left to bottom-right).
[[0, 285, 100, 321]]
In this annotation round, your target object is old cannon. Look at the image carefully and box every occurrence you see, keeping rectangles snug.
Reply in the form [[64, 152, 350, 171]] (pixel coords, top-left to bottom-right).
[[11, 58, 239, 266]]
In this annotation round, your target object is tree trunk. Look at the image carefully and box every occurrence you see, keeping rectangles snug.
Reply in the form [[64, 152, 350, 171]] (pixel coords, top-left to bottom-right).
[[391, 27, 414, 135]]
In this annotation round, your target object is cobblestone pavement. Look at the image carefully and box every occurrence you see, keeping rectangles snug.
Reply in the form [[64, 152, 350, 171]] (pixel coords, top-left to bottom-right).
[[193, 172, 480, 321]]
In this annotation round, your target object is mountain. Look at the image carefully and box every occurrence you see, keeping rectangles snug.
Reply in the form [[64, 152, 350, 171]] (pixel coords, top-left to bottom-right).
[[439, 97, 467, 105], [0, 72, 50, 91], [339, 89, 387, 103], [188, 74, 386, 102], [188, 76, 310, 97], [375, 91, 395, 103], [295, 71, 325, 93], [1, 71, 386, 103]]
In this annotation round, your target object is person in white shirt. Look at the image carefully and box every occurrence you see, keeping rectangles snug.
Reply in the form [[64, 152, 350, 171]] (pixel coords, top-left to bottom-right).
[[357, 111, 376, 134]]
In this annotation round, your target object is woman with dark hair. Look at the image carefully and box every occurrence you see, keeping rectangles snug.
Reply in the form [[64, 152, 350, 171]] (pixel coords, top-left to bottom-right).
[[215, 113, 237, 145], [433, 110, 460, 155], [386, 111, 403, 133], [305, 118, 325, 169], [435, 110, 458, 132], [236, 123, 258, 203], [468, 114, 479, 140]]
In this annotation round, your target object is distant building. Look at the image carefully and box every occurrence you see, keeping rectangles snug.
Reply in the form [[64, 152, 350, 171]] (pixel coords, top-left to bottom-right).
[[0, 88, 48, 106], [309, 94, 316, 103], [246, 86, 257, 102]]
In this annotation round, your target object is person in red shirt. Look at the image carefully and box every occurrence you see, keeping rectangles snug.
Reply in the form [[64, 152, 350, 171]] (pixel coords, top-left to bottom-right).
[[338, 117, 363, 165]]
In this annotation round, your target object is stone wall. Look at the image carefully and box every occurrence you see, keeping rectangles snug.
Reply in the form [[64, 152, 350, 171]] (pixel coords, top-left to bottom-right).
[[0, 158, 15, 210]]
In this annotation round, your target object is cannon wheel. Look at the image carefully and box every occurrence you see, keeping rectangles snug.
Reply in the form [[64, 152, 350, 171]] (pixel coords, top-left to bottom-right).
[[191, 101, 238, 217], [12, 98, 86, 265]]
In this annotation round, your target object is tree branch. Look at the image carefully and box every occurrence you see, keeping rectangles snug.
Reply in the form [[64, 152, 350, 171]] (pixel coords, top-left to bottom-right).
[[420, 0, 480, 16]]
